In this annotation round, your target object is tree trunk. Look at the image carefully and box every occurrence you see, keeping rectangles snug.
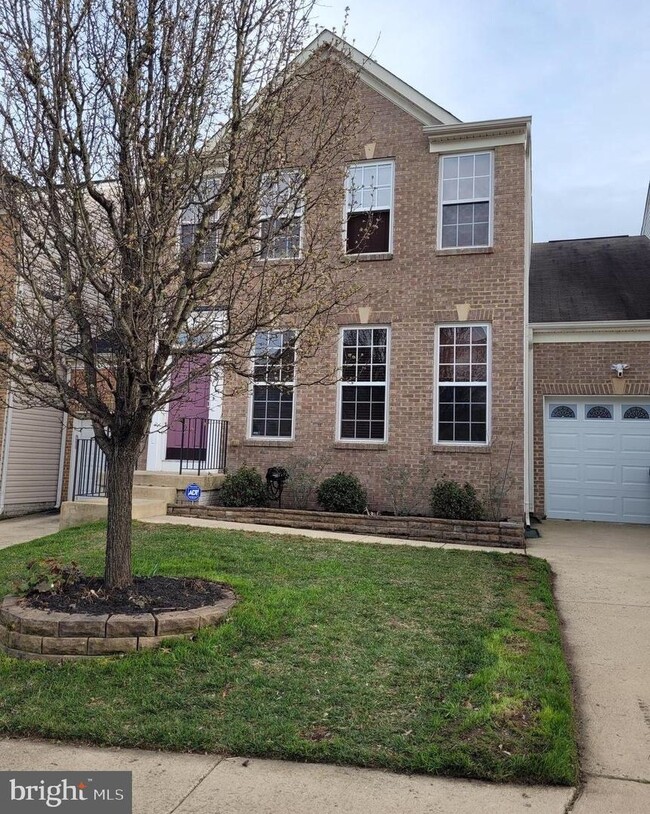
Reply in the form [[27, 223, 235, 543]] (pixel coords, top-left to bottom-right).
[[104, 442, 139, 589]]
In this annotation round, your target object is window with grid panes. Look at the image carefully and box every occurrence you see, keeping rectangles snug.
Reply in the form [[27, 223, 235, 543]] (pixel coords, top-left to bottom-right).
[[440, 153, 492, 248], [345, 161, 394, 254], [436, 325, 489, 443], [250, 330, 296, 438], [259, 171, 302, 259], [339, 327, 388, 440]]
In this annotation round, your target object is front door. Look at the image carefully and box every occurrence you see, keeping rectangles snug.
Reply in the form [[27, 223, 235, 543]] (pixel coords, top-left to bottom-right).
[[165, 355, 211, 461]]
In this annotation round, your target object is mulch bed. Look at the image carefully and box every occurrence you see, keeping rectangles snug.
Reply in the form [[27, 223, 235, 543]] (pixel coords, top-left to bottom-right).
[[24, 576, 229, 615]]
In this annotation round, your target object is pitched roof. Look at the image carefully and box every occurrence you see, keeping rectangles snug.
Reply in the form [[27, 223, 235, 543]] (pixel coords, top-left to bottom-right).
[[300, 30, 461, 127], [529, 235, 650, 323]]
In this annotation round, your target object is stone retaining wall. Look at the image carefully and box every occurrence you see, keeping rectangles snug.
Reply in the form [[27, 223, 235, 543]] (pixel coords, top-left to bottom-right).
[[168, 506, 525, 548], [0, 590, 237, 661]]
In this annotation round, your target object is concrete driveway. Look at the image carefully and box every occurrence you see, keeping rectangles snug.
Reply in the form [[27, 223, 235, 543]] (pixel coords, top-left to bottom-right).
[[529, 520, 650, 813]]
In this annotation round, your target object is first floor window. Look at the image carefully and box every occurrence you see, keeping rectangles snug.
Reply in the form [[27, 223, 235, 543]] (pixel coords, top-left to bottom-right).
[[339, 327, 388, 440], [251, 330, 296, 438], [436, 324, 489, 443]]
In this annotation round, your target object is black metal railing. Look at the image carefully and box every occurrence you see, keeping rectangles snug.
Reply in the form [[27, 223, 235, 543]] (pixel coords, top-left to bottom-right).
[[178, 417, 228, 475], [72, 437, 108, 499]]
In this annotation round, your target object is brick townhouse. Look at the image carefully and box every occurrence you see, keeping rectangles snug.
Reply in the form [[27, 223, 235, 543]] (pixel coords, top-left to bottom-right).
[[2, 31, 648, 526]]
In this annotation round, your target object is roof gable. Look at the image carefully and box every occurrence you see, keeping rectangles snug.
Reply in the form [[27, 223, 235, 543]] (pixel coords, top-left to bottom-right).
[[298, 30, 461, 127]]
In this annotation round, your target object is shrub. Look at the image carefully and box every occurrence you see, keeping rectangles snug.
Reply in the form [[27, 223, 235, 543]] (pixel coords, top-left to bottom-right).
[[220, 466, 268, 508], [317, 472, 367, 514], [14, 558, 82, 596], [430, 478, 484, 521]]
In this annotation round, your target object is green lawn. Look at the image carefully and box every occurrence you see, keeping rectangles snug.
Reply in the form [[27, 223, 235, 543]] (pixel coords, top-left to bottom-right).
[[0, 522, 577, 784]]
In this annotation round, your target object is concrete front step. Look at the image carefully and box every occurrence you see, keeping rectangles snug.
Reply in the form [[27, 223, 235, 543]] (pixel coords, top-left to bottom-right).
[[133, 471, 225, 490], [132, 485, 178, 503], [59, 498, 168, 530]]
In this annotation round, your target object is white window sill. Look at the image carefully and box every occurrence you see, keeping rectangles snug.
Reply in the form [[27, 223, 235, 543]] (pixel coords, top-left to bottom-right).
[[243, 439, 295, 448], [342, 252, 393, 263], [435, 247, 494, 257], [332, 441, 388, 450], [432, 443, 491, 454]]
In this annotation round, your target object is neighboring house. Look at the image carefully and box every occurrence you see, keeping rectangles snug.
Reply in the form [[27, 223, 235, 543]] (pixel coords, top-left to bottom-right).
[[529, 235, 650, 523], [9, 30, 650, 526]]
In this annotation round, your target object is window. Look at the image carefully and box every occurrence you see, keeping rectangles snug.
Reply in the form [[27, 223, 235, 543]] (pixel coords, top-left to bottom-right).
[[586, 405, 612, 420], [339, 327, 389, 441], [259, 171, 302, 259], [440, 152, 492, 248], [623, 405, 650, 420], [250, 330, 296, 438], [345, 161, 394, 254], [180, 178, 220, 263], [550, 405, 577, 419], [436, 325, 489, 444]]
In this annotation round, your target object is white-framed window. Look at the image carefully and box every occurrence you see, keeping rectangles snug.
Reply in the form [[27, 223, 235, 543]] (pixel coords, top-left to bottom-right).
[[345, 160, 394, 254], [180, 178, 220, 263], [439, 152, 492, 249], [259, 170, 303, 260], [435, 324, 490, 444], [250, 330, 296, 438], [338, 327, 389, 441]]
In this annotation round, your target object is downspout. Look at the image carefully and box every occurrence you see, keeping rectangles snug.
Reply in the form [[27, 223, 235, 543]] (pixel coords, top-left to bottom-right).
[[522, 122, 533, 528], [0, 390, 14, 515], [55, 412, 69, 508]]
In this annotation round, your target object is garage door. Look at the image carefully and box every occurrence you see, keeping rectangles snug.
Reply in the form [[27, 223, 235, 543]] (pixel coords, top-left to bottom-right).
[[544, 399, 650, 523]]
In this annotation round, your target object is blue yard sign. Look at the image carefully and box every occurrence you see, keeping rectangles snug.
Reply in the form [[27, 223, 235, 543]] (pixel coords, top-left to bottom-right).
[[185, 483, 201, 502]]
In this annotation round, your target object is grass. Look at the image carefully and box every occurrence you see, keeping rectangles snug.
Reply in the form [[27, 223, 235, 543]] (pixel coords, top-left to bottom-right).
[[0, 521, 578, 785]]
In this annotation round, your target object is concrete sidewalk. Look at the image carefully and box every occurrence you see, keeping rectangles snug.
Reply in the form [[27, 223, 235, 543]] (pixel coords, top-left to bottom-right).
[[0, 738, 574, 814], [0, 512, 60, 549], [529, 520, 650, 814]]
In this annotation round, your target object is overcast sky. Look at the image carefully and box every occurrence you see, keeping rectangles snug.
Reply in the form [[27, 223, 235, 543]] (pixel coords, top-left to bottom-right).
[[314, 0, 650, 242]]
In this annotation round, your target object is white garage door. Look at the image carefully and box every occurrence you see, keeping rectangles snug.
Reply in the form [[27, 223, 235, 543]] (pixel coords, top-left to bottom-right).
[[544, 399, 650, 523]]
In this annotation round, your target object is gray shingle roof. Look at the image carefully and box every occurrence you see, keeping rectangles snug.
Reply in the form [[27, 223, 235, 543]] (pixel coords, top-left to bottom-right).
[[529, 235, 650, 323]]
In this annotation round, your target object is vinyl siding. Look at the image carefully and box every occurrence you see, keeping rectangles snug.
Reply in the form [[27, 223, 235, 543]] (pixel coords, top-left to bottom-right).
[[3, 404, 64, 508]]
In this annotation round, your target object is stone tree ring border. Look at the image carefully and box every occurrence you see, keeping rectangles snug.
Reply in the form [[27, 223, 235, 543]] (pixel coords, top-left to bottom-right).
[[0, 588, 237, 661]]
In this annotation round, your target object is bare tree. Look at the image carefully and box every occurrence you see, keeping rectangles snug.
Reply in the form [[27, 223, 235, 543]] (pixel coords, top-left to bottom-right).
[[0, 0, 362, 588]]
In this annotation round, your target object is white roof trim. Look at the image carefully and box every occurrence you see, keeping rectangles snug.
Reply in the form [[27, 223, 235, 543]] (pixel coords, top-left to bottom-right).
[[424, 117, 531, 152], [530, 319, 650, 332], [530, 319, 650, 344], [299, 30, 461, 127]]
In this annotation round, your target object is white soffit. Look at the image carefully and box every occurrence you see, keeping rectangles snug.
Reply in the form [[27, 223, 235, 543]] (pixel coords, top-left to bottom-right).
[[424, 117, 531, 153], [531, 320, 650, 344]]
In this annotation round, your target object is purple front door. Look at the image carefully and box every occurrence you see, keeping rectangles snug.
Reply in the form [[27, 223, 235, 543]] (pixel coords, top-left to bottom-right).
[[166, 355, 210, 460]]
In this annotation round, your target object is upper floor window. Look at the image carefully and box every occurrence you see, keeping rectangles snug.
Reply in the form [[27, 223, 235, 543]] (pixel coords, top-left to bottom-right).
[[339, 327, 389, 441], [250, 330, 296, 438], [259, 171, 303, 260], [436, 324, 490, 444], [180, 178, 220, 264], [440, 152, 492, 249], [345, 160, 394, 254]]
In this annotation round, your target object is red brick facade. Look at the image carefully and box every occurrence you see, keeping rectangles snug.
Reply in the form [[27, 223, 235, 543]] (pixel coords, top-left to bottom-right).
[[532, 339, 650, 516], [223, 81, 529, 519]]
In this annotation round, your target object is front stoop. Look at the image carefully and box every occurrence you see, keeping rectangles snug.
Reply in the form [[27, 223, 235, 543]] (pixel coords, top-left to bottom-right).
[[60, 471, 225, 530], [133, 471, 225, 490], [59, 497, 168, 529]]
